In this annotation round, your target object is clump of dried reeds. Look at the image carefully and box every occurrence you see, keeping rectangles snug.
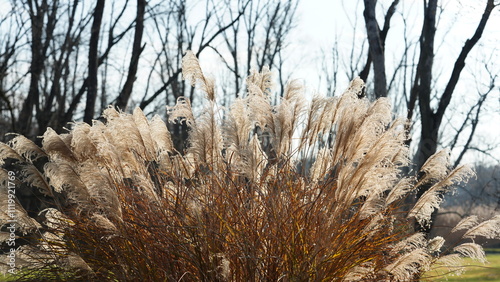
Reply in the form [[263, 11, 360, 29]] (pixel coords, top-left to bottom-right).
[[1, 51, 499, 281]]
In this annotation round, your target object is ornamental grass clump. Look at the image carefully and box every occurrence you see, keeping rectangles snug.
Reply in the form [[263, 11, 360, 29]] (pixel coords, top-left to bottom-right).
[[1, 51, 499, 281]]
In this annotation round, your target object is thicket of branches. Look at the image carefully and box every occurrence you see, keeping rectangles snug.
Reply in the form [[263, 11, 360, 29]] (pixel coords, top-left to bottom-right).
[[0, 0, 298, 139], [1, 0, 498, 170]]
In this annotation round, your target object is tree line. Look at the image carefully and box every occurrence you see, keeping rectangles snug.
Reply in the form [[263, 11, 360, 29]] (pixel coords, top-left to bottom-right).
[[0, 0, 298, 140], [0, 0, 498, 175]]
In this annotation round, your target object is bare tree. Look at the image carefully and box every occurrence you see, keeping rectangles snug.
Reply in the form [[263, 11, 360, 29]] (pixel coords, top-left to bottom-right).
[[115, 0, 146, 110], [0, 0, 139, 137], [62, 0, 135, 129], [357, 0, 498, 168], [0, 0, 299, 153], [211, 0, 299, 99], [16, 0, 58, 136], [0, 6, 27, 135], [84, 0, 105, 124], [319, 43, 340, 97], [361, 0, 399, 98], [138, 0, 250, 111], [363, 0, 387, 98], [411, 0, 497, 170], [354, 0, 499, 233]]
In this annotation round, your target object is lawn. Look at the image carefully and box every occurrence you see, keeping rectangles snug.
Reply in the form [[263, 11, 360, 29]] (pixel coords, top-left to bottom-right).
[[425, 250, 500, 282]]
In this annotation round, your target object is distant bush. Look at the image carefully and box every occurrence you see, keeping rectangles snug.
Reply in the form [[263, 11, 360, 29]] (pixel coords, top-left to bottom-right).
[[1, 51, 499, 281]]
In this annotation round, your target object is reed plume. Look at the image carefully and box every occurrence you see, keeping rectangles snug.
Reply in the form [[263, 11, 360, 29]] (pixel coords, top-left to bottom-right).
[[1, 51, 498, 281]]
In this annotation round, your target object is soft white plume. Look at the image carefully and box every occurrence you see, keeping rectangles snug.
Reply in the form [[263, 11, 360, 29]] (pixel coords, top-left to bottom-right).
[[182, 50, 215, 101], [453, 242, 487, 263], [451, 215, 479, 233], [463, 215, 500, 240], [384, 248, 432, 281], [409, 164, 474, 227]]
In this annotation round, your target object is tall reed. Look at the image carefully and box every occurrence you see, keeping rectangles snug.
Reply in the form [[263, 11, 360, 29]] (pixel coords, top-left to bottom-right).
[[1, 51, 499, 281]]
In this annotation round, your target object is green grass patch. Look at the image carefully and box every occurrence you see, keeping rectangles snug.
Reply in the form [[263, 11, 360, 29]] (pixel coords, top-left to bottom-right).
[[425, 251, 500, 281]]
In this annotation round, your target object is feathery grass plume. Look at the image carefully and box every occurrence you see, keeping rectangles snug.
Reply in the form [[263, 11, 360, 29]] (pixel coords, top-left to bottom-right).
[[132, 107, 157, 160], [42, 128, 77, 163], [309, 147, 331, 182], [0, 168, 8, 186], [102, 107, 148, 163], [345, 76, 365, 95], [173, 52, 224, 167], [149, 114, 174, 153], [427, 236, 445, 253], [224, 98, 252, 169], [268, 79, 306, 158], [40, 208, 73, 230], [150, 123, 176, 157], [386, 176, 415, 206], [300, 96, 330, 149], [0, 141, 54, 199], [451, 215, 479, 233], [19, 163, 52, 196], [43, 162, 91, 210], [247, 134, 267, 181], [223, 97, 268, 181], [415, 149, 451, 188], [89, 214, 118, 234], [0, 177, 41, 233], [384, 248, 432, 281], [391, 233, 427, 254], [431, 253, 465, 276], [8, 135, 47, 163], [188, 102, 223, 167], [462, 214, 500, 239], [247, 66, 274, 97], [69, 122, 98, 161], [409, 164, 475, 227], [0, 142, 22, 165], [78, 162, 122, 221], [344, 264, 375, 281], [245, 68, 274, 132], [182, 50, 215, 101], [1, 51, 499, 281], [167, 96, 196, 126], [453, 242, 487, 263]]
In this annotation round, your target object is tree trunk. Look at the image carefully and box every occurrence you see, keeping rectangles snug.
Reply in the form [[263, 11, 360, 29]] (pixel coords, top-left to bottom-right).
[[412, 0, 495, 234], [414, 0, 495, 171], [414, 0, 437, 169], [363, 0, 387, 98], [359, 0, 399, 84], [84, 0, 105, 124], [115, 0, 146, 111], [37, 0, 79, 136], [17, 0, 47, 136]]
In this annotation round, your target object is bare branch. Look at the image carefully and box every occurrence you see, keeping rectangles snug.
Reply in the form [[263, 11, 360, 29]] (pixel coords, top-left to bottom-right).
[[436, 0, 496, 121]]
